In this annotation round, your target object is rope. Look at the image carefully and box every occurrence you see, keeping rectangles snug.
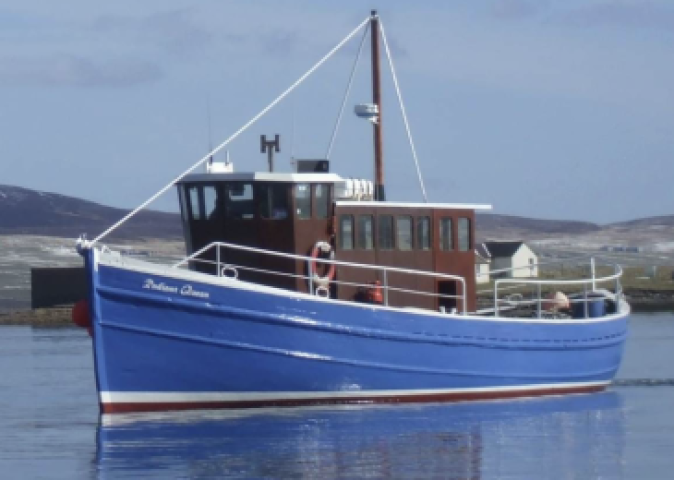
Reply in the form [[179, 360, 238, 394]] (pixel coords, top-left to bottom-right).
[[89, 16, 371, 246], [379, 21, 428, 202], [325, 23, 370, 159]]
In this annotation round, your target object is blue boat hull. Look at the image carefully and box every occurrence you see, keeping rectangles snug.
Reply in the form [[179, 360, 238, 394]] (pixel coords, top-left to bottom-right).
[[84, 249, 629, 413]]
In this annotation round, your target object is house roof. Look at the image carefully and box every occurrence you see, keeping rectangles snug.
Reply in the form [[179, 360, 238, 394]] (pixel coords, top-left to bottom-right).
[[475, 253, 490, 265], [483, 241, 524, 258], [476, 243, 491, 259]]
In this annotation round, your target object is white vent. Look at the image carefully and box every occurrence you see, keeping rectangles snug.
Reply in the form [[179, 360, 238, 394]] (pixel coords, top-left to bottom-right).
[[335, 178, 374, 200]]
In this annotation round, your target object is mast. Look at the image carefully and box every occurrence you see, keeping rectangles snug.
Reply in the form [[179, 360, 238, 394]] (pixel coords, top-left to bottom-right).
[[370, 10, 385, 201]]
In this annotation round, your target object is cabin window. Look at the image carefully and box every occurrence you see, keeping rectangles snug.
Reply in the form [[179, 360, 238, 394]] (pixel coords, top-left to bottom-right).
[[439, 217, 453, 251], [458, 217, 471, 251], [259, 184, 289, 220], [203, 186, 219, 219], [378, 215, 394, 250], [315, 184, 330, 219], [357, 215, 374, 250], [339, 215, 354, 250], [397, 216, 413, 251], [188, 186, 202, 220], [417, 216, 430, 250], [225, 183, 255, 219], [295, 184, 311, 219], [179, 187, 189, 223]]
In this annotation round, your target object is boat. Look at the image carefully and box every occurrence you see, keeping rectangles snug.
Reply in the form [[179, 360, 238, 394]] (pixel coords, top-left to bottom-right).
[[74, 11, 629, 414]]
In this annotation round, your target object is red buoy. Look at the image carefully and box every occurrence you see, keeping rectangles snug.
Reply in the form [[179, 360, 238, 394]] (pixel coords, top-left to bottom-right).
[[72, 299, 91, 329]]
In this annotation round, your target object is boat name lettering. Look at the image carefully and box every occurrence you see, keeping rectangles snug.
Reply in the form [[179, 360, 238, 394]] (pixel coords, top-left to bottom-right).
[[142, 279, 209, 298], [143, 279, 178, 293], [180, 284, 210, 299]]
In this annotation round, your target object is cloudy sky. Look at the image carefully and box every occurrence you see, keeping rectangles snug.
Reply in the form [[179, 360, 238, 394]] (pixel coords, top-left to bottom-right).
[[1, 0, 672, 223]]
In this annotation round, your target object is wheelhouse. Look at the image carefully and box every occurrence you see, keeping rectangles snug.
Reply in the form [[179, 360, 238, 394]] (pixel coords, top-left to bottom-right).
[[177, 171, 489, 313]]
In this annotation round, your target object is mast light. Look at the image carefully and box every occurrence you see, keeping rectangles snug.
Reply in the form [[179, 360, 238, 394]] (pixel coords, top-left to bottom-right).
[[354, 103, 379, 124]]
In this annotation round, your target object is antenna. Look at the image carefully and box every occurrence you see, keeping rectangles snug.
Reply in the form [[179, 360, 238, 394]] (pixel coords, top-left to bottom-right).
[[206, 96, 214, 170], [260, 135, 281, 172]]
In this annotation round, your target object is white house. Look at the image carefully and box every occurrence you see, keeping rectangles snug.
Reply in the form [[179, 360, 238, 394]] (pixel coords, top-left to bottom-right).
[[484, 241, 538, 279], [475, 243, 491, 284]]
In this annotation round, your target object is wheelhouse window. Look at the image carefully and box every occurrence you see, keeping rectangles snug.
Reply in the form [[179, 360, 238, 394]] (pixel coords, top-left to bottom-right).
[[259, 184, 289, 220], [417, 216, 430, 250], [339, 215, 354, 250], [397, 216, 413, 251], [378, 215, 394, 250], [203, 186, 218, 219], [439, 217, 453, 251], [315, 184, 330, 219], [357, 215, 374, 250], [225, 183, 255, 219], [188, 186, 202, 220], [295, 184, 311, 219], [458, 217, 471, 251]]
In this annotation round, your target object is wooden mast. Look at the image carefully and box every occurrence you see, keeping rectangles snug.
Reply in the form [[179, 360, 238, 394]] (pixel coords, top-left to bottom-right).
[[371, 10, 385, 201]]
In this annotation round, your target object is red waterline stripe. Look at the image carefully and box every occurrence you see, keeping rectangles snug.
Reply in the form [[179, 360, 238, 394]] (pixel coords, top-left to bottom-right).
[[101, 384, 607, 414]]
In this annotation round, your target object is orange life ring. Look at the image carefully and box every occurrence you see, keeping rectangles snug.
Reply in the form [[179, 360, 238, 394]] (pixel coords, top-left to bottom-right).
[[309, 241, 336, 288]]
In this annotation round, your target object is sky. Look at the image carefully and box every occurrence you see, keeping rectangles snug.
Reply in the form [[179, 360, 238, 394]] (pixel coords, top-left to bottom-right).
[[1, 0, 673, 224]]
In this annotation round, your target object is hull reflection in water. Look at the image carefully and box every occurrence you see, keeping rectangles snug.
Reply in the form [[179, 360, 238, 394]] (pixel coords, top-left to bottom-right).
[[97, 392, 624, 478]]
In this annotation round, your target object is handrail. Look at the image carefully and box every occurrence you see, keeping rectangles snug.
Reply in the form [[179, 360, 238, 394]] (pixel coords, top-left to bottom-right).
[[173, 241, 468, 314], [493, 261, 623, 318]]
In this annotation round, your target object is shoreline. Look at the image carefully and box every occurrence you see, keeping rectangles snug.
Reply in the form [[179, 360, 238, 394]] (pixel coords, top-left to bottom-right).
[[0, 307, 74, 326], [1, 290, 672, 327]]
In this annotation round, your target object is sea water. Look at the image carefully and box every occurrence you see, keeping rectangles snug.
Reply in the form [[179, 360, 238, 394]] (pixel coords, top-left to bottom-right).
[[0, 313, 673, 479]]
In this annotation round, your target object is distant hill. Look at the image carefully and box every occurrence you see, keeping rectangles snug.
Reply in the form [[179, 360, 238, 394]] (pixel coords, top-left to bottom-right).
[[0, 185, 182, 240], [607, 215, 674, 228], [0, 184, 670, 243], [475, 213, 600, 241]]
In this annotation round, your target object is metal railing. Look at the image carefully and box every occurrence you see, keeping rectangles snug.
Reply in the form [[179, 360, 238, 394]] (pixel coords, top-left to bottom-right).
[[172, 241, 468, 314], [171, 244, 623, 319], [493, 259, 624, 318]]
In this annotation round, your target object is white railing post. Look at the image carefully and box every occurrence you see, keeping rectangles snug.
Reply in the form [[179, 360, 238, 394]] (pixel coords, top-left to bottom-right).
[[309, 267, 314, 295], [383, 269, 389, 306], [536, 283, 542, 318], [583, 282, 589, 318], [216, 244, 221, 277], [591, 257, 596, 291], [494, 280, 500, 317]]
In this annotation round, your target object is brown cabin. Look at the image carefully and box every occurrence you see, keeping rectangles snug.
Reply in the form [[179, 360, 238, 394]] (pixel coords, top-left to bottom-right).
[[177, 170, 488, 313]]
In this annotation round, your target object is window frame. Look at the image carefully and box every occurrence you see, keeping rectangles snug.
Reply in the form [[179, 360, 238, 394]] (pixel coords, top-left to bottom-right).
[[458, 217, 471, 252], [439, 217, 454, 251], [396, 215, 413, 251], [338, 214, 354, 250], [416, 216, 431, 250], [314, 184, 331, 219], [294, 183, 312, 220], [378, 214, 395, 250], [357, 214, 374, 250]]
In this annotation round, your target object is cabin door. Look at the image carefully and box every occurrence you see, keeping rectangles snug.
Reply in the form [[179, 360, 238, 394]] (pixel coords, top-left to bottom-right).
[[437, 280, 458, 313], [184, 184, 224, 275]]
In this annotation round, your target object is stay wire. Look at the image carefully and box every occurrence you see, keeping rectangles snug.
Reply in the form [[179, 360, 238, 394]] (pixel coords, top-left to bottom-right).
[[379, 20, 428, 202], [325, 23, 370, 160], [90, 16, 371, 246]]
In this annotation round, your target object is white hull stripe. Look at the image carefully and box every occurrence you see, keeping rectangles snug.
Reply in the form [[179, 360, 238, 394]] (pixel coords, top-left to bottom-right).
[[101, 381, 610, 404]]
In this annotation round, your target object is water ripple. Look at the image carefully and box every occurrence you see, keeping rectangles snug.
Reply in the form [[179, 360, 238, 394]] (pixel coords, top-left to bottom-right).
[[614, 379, 674, 387]]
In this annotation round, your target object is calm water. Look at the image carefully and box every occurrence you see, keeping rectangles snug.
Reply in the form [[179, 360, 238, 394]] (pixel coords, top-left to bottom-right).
[[1, 313, 673, 479]]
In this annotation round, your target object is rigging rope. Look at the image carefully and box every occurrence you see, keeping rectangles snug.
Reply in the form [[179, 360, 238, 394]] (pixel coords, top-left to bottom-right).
[[89, 16, 371, 246], [379, 21, 428, 203], [325, 23, 370, 160]]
